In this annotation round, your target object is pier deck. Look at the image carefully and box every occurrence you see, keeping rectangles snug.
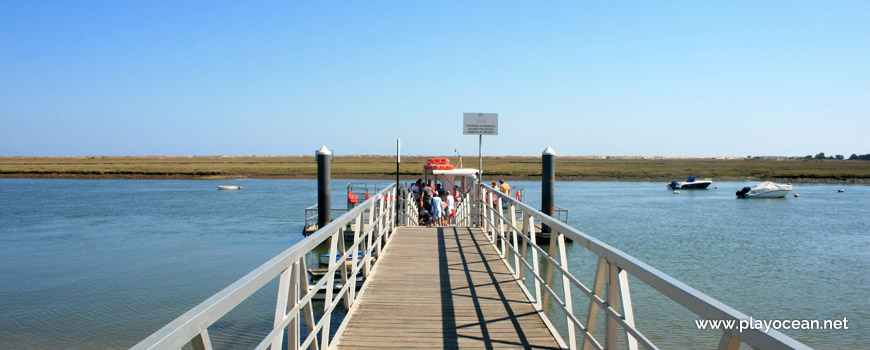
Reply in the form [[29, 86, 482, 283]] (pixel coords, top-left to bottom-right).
[[337, 226, 560, 349]]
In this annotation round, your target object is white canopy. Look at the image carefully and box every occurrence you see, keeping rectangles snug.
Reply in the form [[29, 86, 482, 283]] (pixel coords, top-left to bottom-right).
[[431, 168, 479, 177], [750, 181, 793, 192]]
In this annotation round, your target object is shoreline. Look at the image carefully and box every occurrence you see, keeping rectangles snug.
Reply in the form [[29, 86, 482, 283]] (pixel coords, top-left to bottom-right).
[[2, 173, 867, 184], [2, 156, 869, 184]]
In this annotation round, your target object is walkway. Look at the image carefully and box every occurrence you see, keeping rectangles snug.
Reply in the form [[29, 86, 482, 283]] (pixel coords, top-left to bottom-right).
[[336, 226, 561, 349]]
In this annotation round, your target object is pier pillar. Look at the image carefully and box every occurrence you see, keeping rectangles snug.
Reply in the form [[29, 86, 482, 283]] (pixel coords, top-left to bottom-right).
[[317, 146, 332, 229], [542, 146, 555, 233]]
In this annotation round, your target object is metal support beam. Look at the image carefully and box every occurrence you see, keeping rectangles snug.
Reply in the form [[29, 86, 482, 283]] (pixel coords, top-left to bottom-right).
[[316, 146, 332, 229], [542, 146, 555, 233]]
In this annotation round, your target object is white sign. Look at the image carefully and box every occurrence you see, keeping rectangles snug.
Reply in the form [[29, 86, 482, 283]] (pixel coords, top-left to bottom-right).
[[463, 113, 498, 135]]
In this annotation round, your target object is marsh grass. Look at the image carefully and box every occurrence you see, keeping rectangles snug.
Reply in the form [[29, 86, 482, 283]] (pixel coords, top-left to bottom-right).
[[1, 156, 868, 183]]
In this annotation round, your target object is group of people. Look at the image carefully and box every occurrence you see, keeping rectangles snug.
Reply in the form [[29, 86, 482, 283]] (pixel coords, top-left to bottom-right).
[[409, 178, 512, 226], [492, 179, 510, 195], [411, 179, 458, 226]]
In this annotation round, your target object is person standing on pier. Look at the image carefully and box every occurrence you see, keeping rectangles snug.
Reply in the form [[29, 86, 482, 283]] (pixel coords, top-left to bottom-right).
[[411, 179, 421, 201], [490, 181, 498, 205], [446, 190, 456, 226], [499, 179, 511, 196], [430, 192, 442, 226], [423, 180, 434, 199]]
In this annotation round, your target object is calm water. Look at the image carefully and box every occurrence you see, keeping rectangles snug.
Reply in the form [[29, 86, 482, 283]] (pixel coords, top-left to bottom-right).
[[0, 179, 867, 349]]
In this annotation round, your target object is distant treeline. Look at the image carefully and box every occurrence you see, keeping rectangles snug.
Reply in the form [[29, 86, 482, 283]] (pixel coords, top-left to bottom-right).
[[806, 153, 870, 160]]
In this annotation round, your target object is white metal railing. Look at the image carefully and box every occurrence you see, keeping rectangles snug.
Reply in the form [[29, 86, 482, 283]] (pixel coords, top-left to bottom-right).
[[132, 184, 409, 350], [135, 180, 812, 350], [303, 205, 349, 229], [461, 181, 812, 350]]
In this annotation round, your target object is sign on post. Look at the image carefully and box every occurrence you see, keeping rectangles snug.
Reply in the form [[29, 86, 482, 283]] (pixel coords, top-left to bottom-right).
[[463, 113, 498, 135]]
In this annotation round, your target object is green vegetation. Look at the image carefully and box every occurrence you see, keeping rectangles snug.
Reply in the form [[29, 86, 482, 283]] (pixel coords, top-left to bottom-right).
[[1, 155, 869, 183]]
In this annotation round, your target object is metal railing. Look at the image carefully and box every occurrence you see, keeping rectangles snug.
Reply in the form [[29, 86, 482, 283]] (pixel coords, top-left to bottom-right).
[[135, 180, 812, 350], [462, 181, 811, 350], [303, 205, 349, 229], [132, 184, 406, 350]]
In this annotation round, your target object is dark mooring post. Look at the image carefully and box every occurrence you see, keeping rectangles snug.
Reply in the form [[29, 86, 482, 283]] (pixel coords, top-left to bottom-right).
[[316, 145, 332, 229], [542, 146, 556, 233]]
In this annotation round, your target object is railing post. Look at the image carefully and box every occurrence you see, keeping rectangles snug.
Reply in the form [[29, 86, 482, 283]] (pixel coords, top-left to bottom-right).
[[376, 194, 385, 257], [272, 266, 292, 349], [386, 190, 394, 235], [518, 211, 529, 282], [338, 227, 351, 311], [481, 189, 488, 236], [529, 215, 542, 309], [321, 230, 340, 348], [473, 178, 479, 227], [605, 261, 620, 350], [289, 261, 300, 350], [510, 201, 519, 278], [350, 214, 363, 302], [191, 330, 213, 350], [298, 257, 319, 350], [497, 196, 506, 258], [487, 191, 496, 243], [542, 229, 559, 313], [619, 270, 638, 350], [583, 257, 606, 350], [364, 200, 376, 277], [718, 332, 742, 350], [405, 191, 413, 227], [558, 232, 576, 349]]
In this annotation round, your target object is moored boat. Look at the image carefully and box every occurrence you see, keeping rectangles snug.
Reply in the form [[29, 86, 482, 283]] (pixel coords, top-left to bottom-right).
[[667, 176, 713, 190], [218, 185, 242, 190], [736, 181, 793, 198], [307, 269, 364, 300], [320, 251, 367, 265]]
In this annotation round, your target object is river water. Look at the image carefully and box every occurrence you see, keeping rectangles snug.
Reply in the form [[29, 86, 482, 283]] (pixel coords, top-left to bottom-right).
[[0, 179, 866, 349]]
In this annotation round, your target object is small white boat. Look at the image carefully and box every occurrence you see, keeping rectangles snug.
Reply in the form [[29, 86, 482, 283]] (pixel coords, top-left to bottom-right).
[[667, 176, 713, 190], [218, 185, 242, 190], [736, 182, 793, 198], [307, 269, 364, 300], [320, 251, 371, 265]]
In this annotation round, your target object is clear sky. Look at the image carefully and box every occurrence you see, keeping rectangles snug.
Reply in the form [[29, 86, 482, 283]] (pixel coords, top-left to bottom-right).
[[1, 1, 867, 157]]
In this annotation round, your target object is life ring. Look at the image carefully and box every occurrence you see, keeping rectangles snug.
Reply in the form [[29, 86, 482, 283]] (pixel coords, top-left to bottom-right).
[[515, 191, 522, 201]]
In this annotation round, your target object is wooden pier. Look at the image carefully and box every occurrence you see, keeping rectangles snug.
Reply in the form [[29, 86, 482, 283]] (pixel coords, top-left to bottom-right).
[[133, 182, 812, 350], [337, 226, 559, 349]]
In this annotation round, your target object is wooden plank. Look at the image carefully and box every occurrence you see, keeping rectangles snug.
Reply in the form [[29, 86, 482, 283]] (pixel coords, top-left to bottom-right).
[[336, 227, 560, 350]]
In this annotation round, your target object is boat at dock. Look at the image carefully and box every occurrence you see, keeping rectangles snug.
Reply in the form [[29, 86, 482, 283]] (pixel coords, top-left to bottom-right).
[[320, 251, 370, 265], [667, 176, 713, 190], [218, 185, 241, 190], [307, 269, 364, 300]]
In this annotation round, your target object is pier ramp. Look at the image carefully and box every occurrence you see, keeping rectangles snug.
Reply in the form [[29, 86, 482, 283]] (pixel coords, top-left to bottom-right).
[[133, 182, 812, 350], [337, 226, 558, 349]]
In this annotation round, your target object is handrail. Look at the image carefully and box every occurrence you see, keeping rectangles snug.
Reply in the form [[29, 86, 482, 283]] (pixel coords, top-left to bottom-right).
[[132, 184, 405, 350], [304, 205, 349, 228], [465, 181, 812, 350], [134, 179, 812, 350]]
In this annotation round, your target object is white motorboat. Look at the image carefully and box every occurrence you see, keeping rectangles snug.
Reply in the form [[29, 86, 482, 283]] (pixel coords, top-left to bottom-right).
[[307, 269, 364, 300], [667, 176, 713, 190], [736, 181, 793, 198], [218, 185, 242, 190], [320, 251, 367, 265]]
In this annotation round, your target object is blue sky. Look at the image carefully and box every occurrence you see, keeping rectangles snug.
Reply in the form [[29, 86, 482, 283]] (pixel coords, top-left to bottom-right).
[[1, 1, 867, 157]]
